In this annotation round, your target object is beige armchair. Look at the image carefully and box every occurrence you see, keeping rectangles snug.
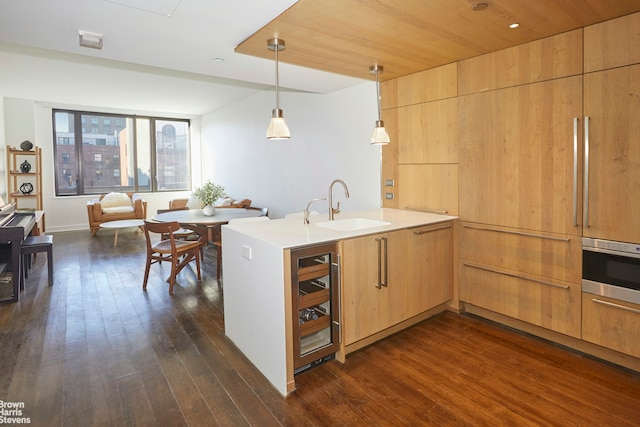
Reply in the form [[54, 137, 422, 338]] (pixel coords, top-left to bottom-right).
[[87, 192, 147, 236]]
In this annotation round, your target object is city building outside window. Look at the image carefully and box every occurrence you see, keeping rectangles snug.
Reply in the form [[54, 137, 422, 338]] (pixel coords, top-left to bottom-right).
[[52, 110, 191, 196]]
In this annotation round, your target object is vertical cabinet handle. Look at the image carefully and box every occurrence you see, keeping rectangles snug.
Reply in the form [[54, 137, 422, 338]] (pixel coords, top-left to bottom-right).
[[375, 238, 382, 289], [381, 237, 388, 287], [572, 117, 579, 227], [584, 116, 590, 228], [332, 255, 342, 343], [374, 237, 389, 289]]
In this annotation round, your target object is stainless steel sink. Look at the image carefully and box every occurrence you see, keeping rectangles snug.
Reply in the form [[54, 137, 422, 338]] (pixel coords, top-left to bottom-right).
[[315, 217, 391, 231]]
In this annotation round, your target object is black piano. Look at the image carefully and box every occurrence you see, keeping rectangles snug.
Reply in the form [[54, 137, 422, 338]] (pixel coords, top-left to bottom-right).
[[0, 202, 36, 302]]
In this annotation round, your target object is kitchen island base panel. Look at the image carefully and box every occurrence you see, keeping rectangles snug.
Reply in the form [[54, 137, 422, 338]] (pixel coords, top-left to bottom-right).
[[462, 303, 640, 373], [341, 303, 449, 360]]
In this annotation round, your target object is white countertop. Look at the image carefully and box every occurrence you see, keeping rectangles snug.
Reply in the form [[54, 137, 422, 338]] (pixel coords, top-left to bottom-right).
[[223, 208, 458, 249]]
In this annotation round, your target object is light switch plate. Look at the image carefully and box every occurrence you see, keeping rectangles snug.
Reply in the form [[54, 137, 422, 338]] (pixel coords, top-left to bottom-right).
[[242, 245, 252, 260]]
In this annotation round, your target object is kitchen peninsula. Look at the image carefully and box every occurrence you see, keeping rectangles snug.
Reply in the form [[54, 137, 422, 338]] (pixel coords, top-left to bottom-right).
[[222, 208, 457, 396]]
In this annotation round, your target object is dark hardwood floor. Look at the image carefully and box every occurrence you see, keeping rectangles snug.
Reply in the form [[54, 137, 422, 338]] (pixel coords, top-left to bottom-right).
[[1, 229, 640, 426]]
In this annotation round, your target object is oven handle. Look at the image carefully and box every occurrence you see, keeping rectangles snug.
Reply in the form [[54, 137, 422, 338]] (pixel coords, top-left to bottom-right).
[[592, 298, 640, 315]]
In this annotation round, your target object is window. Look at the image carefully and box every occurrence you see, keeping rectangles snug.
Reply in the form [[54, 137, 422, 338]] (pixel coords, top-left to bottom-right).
[[52, 110, 191, 196]]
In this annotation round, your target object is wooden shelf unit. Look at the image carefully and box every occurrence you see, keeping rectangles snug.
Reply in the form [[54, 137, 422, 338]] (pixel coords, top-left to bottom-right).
[[7, 146, 42, 210]]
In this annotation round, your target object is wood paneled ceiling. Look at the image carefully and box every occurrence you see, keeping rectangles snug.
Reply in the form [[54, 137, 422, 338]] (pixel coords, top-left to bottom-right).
[[235, 0, 640, 81]]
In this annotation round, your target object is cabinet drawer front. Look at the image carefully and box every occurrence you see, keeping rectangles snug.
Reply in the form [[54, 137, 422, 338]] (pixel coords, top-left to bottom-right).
[[461, 223, 581, 284], [460, 263, 581, 338], [582, 293, 640, 358]]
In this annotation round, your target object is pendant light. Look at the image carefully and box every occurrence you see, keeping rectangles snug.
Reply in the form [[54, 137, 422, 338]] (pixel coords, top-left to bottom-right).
[[370, 65, 390, 145], [266, 38, 290, 140]]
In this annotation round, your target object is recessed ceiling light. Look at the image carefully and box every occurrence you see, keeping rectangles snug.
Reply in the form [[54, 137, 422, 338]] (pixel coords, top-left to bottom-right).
[[472, 3, 488, 11], [213, 57, 224, 63], [509, 23, 520, 29]]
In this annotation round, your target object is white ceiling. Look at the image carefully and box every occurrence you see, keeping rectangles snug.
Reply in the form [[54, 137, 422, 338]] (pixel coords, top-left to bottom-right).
[[0, 0, 365, 104]]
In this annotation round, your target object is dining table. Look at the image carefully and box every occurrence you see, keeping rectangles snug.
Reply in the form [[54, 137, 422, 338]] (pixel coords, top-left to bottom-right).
[[151, 208, 266, 243]]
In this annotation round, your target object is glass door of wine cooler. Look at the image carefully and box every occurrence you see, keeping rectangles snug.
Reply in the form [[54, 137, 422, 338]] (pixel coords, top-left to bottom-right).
[[291, 242, 340, 373]]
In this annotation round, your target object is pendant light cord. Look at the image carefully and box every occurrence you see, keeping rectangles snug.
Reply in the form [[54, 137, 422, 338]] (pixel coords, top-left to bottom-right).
[[274, 46, 280, 111], [375, 70, 382, 121]]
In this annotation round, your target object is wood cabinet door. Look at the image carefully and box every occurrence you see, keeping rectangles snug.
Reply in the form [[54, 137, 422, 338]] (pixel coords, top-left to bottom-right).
[[459, 76, 583, 235], [341, 233, 386, 344], [584, 12, 640, 73], [380, 230, 410, 328], [398, 98, 459, 165], [583, 64, 640, 243], [405, 223, 453, 318], [341, 230, 409, 344], [398, 164, 458, 215]]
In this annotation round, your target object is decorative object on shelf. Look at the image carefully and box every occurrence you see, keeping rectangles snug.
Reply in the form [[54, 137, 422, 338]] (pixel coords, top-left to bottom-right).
[[8, 146, 42, 210], [20, 160, 32, 173], [266, 38, 290, 140], [20, 182, 33, 195], [20, 140, 34, 151], [369, 65, 390, 145], [193, 180, 226, 216]]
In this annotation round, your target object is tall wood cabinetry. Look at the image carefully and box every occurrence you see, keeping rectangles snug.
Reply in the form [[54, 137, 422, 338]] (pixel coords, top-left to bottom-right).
[[341, 222, 453, 349], [381, 64, 459, 215], [582, 13, 640, 244], [7, 146, 43, 210], [377, 12, 640, 366], [457, 30, 584, 338], [580, 13, 640, 358]]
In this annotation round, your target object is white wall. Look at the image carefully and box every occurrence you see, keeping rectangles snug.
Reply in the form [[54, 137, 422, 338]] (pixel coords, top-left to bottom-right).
[[0, 44, 379, 230], [202, 84, 381, 219]]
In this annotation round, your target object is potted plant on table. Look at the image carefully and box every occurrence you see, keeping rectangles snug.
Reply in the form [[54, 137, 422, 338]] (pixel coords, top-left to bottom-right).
[[193, 180, 226, 216]]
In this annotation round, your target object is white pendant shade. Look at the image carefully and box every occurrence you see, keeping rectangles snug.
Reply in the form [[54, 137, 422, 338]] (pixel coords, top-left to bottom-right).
[[371, 124, 390, 145], [267, 115, 291, 140]]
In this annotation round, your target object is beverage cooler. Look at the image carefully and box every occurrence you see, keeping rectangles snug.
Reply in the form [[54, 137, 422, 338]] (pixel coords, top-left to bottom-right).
[[290, 242, 340, 374]]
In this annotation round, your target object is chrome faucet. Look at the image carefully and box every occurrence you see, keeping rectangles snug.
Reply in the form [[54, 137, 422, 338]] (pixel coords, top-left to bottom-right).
[[304, 197, 326, 224], [328, 179, 350, 220]]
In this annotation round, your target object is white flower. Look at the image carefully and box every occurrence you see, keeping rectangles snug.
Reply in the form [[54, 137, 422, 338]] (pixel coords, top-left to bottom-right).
[[193, 181, 226, 206]]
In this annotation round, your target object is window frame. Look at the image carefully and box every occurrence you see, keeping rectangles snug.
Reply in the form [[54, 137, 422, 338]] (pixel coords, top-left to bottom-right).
[[52, 109, 192, 196]]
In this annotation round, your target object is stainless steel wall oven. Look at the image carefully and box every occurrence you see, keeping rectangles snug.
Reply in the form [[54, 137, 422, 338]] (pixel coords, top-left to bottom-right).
[[582, 237, 640, 305]]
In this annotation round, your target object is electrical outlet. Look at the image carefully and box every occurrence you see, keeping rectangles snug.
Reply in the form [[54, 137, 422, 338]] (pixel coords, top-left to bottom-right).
[[242, 245, 252, 260]]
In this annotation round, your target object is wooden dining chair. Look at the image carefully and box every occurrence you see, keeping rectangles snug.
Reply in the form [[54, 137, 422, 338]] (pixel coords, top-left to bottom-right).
[[142, 220, 202, 294], [156, 208, 205, 260]]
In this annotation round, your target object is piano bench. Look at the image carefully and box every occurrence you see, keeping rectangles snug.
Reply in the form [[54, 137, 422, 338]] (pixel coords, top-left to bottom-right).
[[22, 235, 53, 287]]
